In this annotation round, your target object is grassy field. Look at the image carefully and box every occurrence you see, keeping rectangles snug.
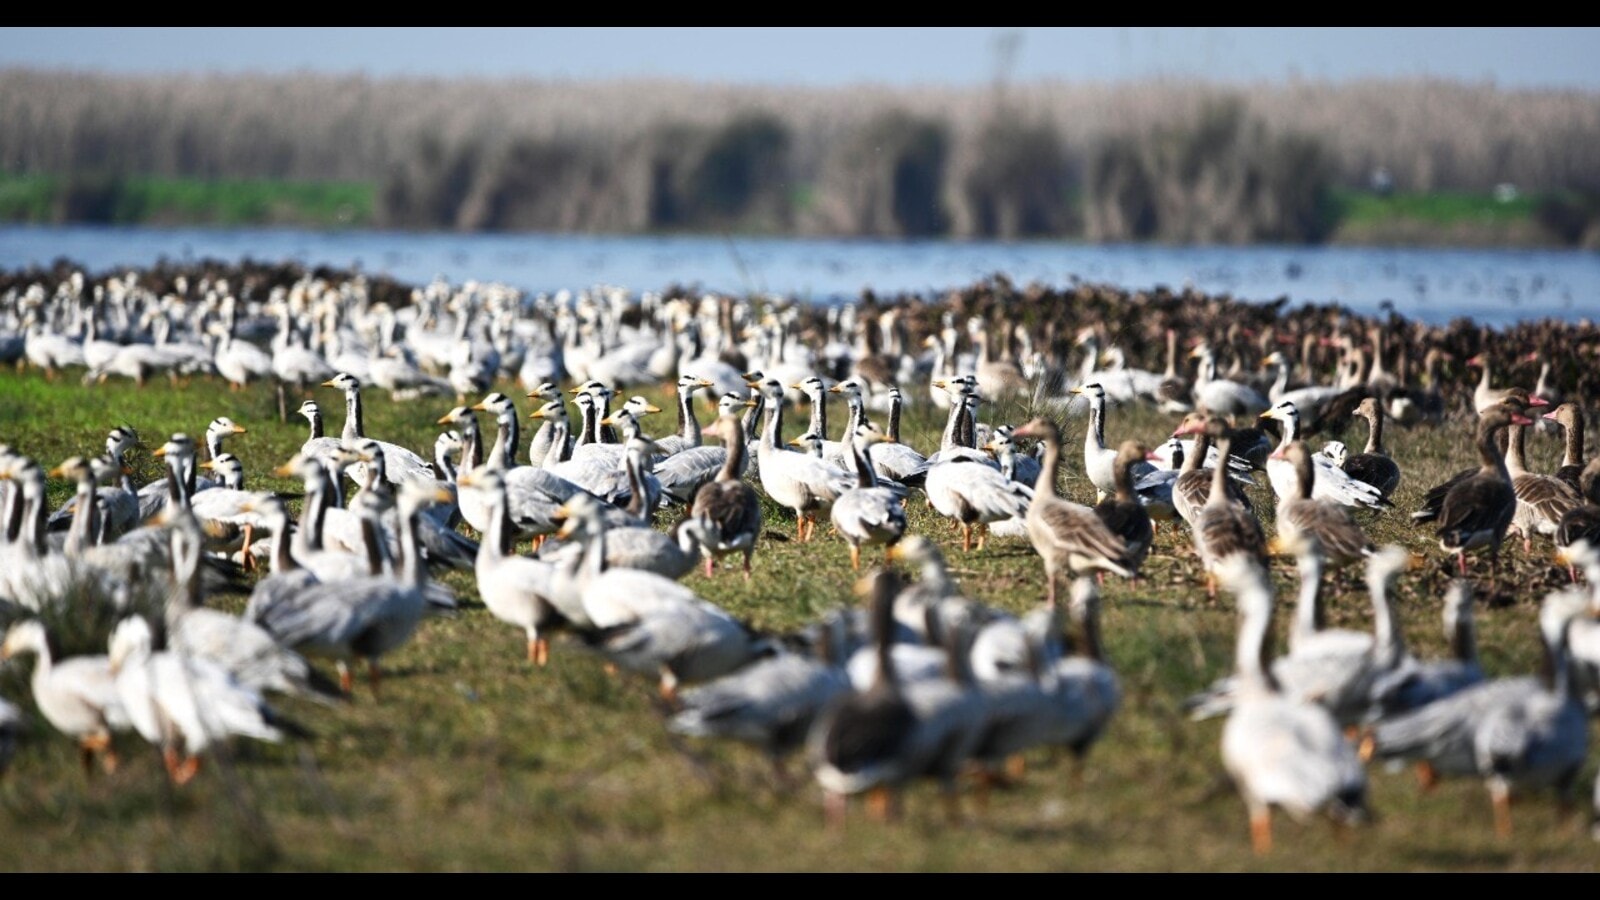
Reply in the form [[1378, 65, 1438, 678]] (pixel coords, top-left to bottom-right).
[[0, 367, 1594, 872]]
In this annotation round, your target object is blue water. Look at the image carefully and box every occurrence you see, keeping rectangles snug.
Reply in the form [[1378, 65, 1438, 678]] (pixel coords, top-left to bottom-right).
[[2, 225, 1595, 327]]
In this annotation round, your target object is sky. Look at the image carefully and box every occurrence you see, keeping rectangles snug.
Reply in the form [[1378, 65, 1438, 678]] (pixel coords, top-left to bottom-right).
[[4, 27, 1599, 89]]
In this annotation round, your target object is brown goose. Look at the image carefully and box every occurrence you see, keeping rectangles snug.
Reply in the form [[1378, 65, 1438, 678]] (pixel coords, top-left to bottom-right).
[[1010, 417, 1137, 606], [1469, 352, 1539, 415], [1411, 389, 1545, 525], [1190, 417, 1268, 598], [1340, 397, 1401, 500], [688, 413, 763, 578], [1540, 403, 1587, 496], [1092, 441, 1154, 577], [1435, 406, 1533, 574], [1272, 441, 1375, 571], [1556, 459, 1600, 573], [1169, 412, 1254, 529], [1504, 415, 1584, 553]]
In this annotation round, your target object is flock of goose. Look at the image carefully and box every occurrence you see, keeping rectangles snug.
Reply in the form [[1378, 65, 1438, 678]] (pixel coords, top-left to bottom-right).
[[2, 261, 1600, 861]]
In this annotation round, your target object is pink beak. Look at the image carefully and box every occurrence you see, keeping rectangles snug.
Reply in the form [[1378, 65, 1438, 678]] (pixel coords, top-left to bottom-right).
[[1529, 396, 1550, 407], [1542, 409, 1560, 421]]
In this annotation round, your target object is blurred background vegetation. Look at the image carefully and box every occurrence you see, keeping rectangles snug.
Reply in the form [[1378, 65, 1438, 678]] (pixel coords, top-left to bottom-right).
[[2, 70, 1598, 246]]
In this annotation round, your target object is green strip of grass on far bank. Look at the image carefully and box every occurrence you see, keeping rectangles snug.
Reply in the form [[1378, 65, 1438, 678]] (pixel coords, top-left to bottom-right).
[[0, 173, 374, 228], [1328, 187, 1540, 227]]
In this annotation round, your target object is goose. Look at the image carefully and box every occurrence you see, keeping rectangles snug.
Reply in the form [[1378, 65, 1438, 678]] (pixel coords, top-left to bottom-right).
[[830, 423, 909, 571], [653, 393, 754, 508], [1367, 590, 1587, 838], [1071, 383, 1158, 502], [1009, 417, 1135, 599], [1186, 537, 1414, 726], [246, 480, 453, 697], [1272, 441, 1376, 571], [828, 379, 930, 486], [1260, 350, 1345, 432], [1167, 414, 1256, 530], [653, 374, 715, 458], [1469, 351, 1540, 415], [185, 452, 277, 564], [1214, 553, 1369, 855], [1048, 579, 1123, 776], [1182, 418, 1268, 597], [806, 568, 988, 827], [1540, 402, 1588, 496], [344, 439, 479, 573], [161, 510, 337, 704], [46, 444, 139, 544], [1411, 390, 1545, 526], [294, 399, 346, 468], [668, 610, 852, 782], [521, 381, 566, 466], [751, 376, 853, 542], [1338, 397, 1402, 500], [1503, 414, 1584, 553], [1436, 406, 1532, 574], [321, 372, 434, 489], [454, 468, 567, 665], [1364, 579, 1485, 725], [551, 493, 772, 702], [980, 428, 1038, 540], [1189, 342, 1270, 419], [1092, 441, 1155, 576], [107, 615, 297, 785], [688, 413, 763, 578], [922, 376, 996, 469], [1556, 460, 1600, 565], [209, 318, 274, 392], [1, 619, 130, 774], [1259, 401, 1388, 510]]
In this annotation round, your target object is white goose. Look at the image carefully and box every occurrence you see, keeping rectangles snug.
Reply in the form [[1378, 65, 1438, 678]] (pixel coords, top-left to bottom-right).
[[2, 619, 131, 774], [1215, 553, 1369, 855], [108, 615, 293, 785], [751, 376, 853, 542], [1259, 401, 1388, 510]]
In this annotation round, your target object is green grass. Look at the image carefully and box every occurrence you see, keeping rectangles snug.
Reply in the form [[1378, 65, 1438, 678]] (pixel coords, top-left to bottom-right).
[[1331, 189, 1541, 228], [0, 366, 1595, 871], [0, 174, 374, 228]]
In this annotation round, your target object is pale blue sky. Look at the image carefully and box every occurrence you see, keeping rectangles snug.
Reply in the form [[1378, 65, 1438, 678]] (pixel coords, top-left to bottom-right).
[[4, 27, 1598, 89]]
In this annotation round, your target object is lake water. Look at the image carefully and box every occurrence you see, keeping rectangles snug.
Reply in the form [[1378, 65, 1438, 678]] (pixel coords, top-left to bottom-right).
[[2, 225, 1596, 327]]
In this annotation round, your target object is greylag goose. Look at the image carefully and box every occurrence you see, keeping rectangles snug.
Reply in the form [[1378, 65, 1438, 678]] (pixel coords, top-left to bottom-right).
[[1272, 441, 1376, 571], [1092, 441, 1155, 577], [1541, 402, 1587, 496], [1504, 414, 1584, 553], [1009, 417, 1135, 600], [1436, 406, 1533, 574], [1183, 417, 1268, 598], [1339, 397, 1402, 500]]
